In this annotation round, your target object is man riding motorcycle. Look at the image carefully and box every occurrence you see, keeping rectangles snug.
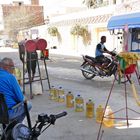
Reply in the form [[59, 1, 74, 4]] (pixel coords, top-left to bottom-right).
[[95, 36, 111, 68], [80, 36, 118, 80]]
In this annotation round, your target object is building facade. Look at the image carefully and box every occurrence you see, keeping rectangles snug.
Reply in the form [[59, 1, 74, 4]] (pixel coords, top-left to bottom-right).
[[45, 0, 140, 56], [0, 0, 44, 43], [0, 0, 140, 53]]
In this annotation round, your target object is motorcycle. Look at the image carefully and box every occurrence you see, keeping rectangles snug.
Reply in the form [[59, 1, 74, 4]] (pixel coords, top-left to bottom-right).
[[1, 111, 67, 140], [80, 49, 119, 80]]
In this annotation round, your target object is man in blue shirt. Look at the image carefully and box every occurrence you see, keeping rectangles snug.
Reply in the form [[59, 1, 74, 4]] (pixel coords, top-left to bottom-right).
[[95, 36, 111, 66], [0, 57, 31, 122]]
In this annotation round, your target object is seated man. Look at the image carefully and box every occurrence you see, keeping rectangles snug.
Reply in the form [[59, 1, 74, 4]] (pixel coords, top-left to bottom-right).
[[0, 57, 31, 122], [95, 36, 111, 66]]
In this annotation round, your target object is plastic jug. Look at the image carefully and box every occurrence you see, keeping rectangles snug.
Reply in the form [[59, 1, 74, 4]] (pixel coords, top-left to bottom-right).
[[49, 86, 55, 100], [49, 86, 58, 100], [86, 99, 94, 118], [96, 105, 104, 123], [13, 67, 22, 85], [103, 105, 114, 127], [75, 94, 84, 112], [53, 87, 58, 101], [58, 86, 65, 103], [66, 91, 74, 108]]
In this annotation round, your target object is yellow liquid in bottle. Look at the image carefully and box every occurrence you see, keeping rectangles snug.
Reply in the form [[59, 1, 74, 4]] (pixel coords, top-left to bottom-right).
[[96, 105, 104, 123], [14, 68, 22, 85], [66, 92, 74, 108], [53, 88, 58, 101], [58, 87, 65, 103], [86, 99, 94, 118], [75, 95, 84, 112], [49, 86, 55, 100], [103, 106, 114, 127]]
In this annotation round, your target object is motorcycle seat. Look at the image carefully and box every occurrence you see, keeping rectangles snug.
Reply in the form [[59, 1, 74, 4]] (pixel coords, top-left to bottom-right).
[[85, 55, 97, 62]]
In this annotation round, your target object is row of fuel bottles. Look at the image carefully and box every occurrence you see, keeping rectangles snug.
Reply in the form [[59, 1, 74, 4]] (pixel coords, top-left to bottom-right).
[[49, 86, 114, 127]]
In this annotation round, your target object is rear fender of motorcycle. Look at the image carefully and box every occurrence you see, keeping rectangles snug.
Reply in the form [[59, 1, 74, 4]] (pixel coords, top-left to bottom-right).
[[81, 61, 87, 66], [81, 56, 96, 67], [85, 58, 95, 66]]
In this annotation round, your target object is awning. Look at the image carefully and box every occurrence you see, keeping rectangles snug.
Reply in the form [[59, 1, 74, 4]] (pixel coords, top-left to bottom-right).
[[107, 12, 140, 30]]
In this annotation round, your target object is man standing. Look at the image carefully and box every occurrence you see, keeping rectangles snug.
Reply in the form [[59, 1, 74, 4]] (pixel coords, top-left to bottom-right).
[[0, 57, 31, 122], [18, 40, 37, 83], [26, 51, 37, 82]]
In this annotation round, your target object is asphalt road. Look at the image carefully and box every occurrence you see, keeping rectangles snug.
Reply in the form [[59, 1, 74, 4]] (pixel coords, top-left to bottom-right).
[[1, 48, 140, 140]]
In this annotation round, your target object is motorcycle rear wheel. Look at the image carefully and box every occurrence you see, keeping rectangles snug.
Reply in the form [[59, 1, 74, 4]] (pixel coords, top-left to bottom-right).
[[81, 64, 96, 79]]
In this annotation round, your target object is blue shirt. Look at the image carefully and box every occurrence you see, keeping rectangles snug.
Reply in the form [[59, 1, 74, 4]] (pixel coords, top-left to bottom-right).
[[0, 68, 24, 109], [95, 43, 105, 57]]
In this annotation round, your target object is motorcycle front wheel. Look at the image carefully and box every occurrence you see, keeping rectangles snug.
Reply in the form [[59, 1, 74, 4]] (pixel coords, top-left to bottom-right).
[[81, 64, 96, 79]]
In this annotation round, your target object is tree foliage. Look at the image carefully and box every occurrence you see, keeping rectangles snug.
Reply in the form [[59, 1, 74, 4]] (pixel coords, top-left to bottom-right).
[[47, 26, 62, 44], [70, 24, 91, 46], [83, 0, 97, 8], [82, 0, 103, 8], [47, 26, 59, 36]]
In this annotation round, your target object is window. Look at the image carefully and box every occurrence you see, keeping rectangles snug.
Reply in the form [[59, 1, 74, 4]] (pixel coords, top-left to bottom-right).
[[131, 28, 140, 52], [132, 28, 140, 43]]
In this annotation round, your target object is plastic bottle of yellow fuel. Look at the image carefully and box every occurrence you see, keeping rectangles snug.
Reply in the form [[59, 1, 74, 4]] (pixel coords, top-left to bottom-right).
[[103, 105, 115, 127], [14, 67, 22, 85], [53, 87, 58, 101], [58, 86, 65, 103], [96, 105, 104, 123], [66, 91, 74, 108], [86, 99, 94, 118], [49, 86, 55, 100], [75, 94, 84, 112]]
